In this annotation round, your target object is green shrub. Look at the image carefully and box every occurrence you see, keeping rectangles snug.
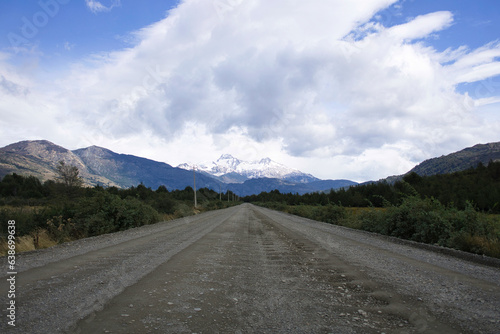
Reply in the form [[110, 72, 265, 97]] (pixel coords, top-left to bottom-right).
[[316, 204, 346, 224], [0, 206, 47, 237], [119, 197, 160, 230], [73, 192, 160, 237], [359, 208, 387, 233], [151, 193, 176, 214], [385, 197, 452, 245], [174, 202, 194, 218]]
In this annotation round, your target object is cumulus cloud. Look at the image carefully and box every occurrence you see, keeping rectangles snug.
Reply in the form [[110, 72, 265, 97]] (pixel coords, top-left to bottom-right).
[[2, 0, 500, 181]]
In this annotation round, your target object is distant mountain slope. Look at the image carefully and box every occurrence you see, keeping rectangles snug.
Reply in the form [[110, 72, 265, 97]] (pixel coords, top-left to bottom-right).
[[409, 142, 500, 176], [0, 140, 220, 190], [0, 140, 117, 187], [73, 146, 220, 190], [178, 154, 319, 184], [227, 178, 357, 196]]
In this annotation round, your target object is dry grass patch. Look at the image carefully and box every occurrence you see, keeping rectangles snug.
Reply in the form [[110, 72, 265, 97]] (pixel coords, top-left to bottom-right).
[[0, 229, 58, 256]]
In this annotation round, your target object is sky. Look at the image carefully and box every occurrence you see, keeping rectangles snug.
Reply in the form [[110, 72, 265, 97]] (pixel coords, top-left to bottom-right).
[[0, 0, 499, 182]]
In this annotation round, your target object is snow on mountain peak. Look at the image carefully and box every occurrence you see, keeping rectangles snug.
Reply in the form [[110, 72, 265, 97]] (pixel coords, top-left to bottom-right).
[[218, 154, 237, 161], [177, 155, 319, 183]]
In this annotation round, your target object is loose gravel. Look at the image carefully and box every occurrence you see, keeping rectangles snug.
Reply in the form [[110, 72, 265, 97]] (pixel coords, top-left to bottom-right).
[[1, 204, 499, 333]]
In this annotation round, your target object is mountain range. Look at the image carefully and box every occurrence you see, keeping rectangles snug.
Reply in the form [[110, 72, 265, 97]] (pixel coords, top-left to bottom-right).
[[0, 140, 355, 196], [177, 154, 319, 184], [1, 140, 499, 196]]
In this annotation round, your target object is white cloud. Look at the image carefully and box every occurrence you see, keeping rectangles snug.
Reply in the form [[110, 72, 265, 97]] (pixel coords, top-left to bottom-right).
[[449, 42, 500, 84], [386, 11, 454, 41], [475, 96, 500, 107], [2, 0, 500, 181], [85, 0, 121, 14]]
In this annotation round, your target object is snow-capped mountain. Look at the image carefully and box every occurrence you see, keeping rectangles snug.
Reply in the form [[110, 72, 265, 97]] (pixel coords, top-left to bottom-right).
[[178, 154, 319, 184]]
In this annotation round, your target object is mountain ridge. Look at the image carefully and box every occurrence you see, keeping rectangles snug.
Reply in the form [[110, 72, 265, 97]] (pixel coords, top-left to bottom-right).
[[0, 140, 120, 187], [0, 140, 220, 190], [379, 141, 500, 184], [178, 154, 319, 184], [408, 142, 500, 176], [0, 140, 354, 195]]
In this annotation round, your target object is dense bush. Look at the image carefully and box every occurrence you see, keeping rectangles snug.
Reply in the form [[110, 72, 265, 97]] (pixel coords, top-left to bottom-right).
[[0, 173, 45, 198], [151, 192, 176, 214], [71, 192, 161, 237], [0, 206, 40, 237], [318, 204, 346, 224], [382, 197, 452, 245]]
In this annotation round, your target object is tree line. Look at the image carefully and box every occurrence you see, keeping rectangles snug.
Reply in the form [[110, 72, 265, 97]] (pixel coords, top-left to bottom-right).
[[0, 165, 238, 248], [244, 161, 500, 213]]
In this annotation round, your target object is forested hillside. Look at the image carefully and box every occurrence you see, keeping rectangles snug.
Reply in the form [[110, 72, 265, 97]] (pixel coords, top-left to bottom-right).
[[408, 142, 500, 176]]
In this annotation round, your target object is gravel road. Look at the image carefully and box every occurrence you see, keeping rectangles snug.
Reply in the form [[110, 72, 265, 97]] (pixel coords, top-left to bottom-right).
[[1, 204, 499, 333]]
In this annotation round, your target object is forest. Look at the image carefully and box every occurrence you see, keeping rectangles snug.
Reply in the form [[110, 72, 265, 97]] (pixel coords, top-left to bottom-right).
[[243, 162, 500, 258]]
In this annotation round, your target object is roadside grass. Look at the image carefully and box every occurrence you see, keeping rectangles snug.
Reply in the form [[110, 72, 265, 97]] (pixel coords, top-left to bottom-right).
[[0, 229, 57, 256], [0, 204, 65, 256]]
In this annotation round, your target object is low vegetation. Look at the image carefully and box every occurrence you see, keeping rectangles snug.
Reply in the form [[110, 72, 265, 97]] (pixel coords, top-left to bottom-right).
[[247, 162, 500, 258], [0, 170, 239, 255]]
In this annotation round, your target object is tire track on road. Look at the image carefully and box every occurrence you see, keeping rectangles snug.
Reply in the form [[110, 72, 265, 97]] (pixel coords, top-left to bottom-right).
[[73, 204, 461, 333], [0, 208, 235, 334]]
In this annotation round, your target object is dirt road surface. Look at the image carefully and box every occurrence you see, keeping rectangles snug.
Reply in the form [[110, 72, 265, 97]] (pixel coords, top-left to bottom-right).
[[1, 204, 499, 333]]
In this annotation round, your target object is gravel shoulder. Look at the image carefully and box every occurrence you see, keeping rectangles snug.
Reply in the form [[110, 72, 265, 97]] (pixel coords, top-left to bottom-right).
[[1, 204, 499, 333], [256, 205, 500, 333]]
